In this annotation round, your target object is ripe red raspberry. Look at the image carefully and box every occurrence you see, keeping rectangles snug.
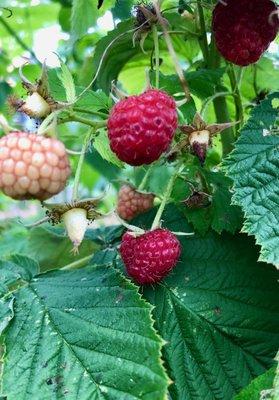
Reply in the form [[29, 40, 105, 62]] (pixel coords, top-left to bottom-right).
[[117, 184, 155, 221], [0, 132, 71, 201], [107, 89, 178, 166], [120, 228, 181, 284], [212, 0, 279, 66]]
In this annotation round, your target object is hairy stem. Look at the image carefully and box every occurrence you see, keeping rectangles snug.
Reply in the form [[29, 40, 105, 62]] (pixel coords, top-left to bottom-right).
[[60, 113, 107, 129], [61, 255, 93, 270], [138, 165, 153, 191], [154, 2, 191, 100], [152, 24, 160, 88], [73, 107, 108, 118], [151, 164, 180, 230]]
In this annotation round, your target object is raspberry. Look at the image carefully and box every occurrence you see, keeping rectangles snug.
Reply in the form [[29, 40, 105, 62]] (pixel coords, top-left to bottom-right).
[[212, 0, 279, 66], [120, 228, 181, 284], [117, 184, 155, 221], [0, 132, 71, 201], [107, 89, 178, 166]]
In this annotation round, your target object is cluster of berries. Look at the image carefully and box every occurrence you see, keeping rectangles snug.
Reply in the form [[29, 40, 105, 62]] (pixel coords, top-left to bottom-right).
[[1, 0, 278, 286]]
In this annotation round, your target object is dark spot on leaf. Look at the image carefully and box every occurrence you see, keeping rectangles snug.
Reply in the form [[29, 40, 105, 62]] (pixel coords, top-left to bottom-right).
[[214, 306, 221, 314]]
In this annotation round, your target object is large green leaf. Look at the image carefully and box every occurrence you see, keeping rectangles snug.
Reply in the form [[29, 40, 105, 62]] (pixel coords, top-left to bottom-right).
[[181, 170, 243, 235], [123, 206, 279, 400], [0, 257, 168, 399], [224, 92, 279, 266], [27, 226, 96, 272]]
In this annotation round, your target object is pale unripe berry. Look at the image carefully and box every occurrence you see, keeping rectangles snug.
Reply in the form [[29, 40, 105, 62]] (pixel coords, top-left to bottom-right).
[[22, 93, 51, 118], [62, 208, 88, 254], [0, 132, 71, 200], [117, 184, 154, 221]]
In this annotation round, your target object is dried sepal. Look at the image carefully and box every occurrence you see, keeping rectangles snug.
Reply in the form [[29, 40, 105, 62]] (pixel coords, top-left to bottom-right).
[[179, 113, 237, 164], [43, 197, 103, 224], [10, 62, 68, 119], [42, 197, 104, 253]]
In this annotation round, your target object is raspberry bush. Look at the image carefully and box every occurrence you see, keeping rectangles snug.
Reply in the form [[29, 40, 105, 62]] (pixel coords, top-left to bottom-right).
[[0, 1, 278, 399]]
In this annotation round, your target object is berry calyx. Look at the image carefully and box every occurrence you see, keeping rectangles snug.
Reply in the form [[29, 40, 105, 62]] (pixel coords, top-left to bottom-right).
[[120, 228, 181, 284], [179, 113, 236, 164], [117, 184, 155, 221], [212, 0, 279, 66], [107, 89, 178, 166], [43, 198, 103, 253], [0, 131, 71, 201], [10, 93, 51, 119]]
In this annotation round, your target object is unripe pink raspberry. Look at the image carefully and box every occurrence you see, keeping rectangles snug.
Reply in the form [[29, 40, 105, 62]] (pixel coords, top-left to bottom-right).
[[120, 228, 181, 284], [0, 132, 71, 201], [107, 89, 178, 166], [212, 0, 279, 66], [117, 184, 155, 221]]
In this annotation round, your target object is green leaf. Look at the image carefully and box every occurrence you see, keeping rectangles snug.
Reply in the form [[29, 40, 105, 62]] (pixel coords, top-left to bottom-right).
[[93, 128, 124, 168], [57, 58, 76, 103], [0, 255, 39, 294], [234, 367, 275, 400], [181, 170, 243, 235], [224, 92, 279, 266], [130, 206, 279, 400], [0, 264, 168, 399], [71, 0, 116, 40], [71, 0, 96, 39], [27, 226, 96, 272]]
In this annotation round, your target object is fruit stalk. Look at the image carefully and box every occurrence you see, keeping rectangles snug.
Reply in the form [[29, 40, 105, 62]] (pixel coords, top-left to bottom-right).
[[72, 131, 91, 202], [152, 24, 160, 89], [61, 254, 93, 270], [151, 164, 181, 230], [153, 1, 191, 100], [138, 165, 153, 191], [60, 112, 107, 129]]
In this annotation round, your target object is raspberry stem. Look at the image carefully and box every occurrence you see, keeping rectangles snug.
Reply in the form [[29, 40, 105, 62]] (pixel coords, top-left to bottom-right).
[[61, 255, 93, 271], [152, 24, 160, 88], [72, 130, 92, 202], [138, 165, 153, 191], [151, 164, 181, 230], [62, 112, 107, 129], [153, 1, 191, 101]]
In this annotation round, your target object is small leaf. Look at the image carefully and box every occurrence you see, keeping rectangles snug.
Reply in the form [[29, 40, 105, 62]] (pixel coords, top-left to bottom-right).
[[93, 128, 124, 168], [57, 58, 76, 103]]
